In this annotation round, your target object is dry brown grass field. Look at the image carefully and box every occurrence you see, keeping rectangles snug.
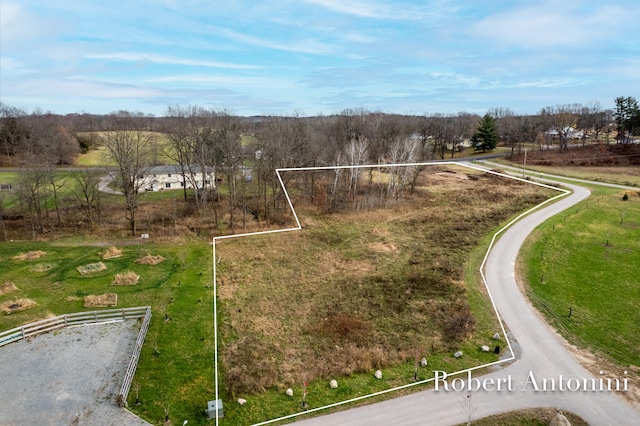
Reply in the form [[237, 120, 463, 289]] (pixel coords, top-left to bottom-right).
[[216, 165, 558, 397]]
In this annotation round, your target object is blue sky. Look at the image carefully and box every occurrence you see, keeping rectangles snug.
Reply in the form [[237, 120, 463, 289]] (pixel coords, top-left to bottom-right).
[[1, 0, 639, 117]]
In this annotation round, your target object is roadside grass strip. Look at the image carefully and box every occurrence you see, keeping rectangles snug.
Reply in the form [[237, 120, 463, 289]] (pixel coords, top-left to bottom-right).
[[212, 161, 569, 425]]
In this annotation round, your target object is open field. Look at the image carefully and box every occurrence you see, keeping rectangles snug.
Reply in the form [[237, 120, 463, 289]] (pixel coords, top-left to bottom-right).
[[75, 131, 173, 167], [215, 165, 558, 424], [506, 144, 640, 187]]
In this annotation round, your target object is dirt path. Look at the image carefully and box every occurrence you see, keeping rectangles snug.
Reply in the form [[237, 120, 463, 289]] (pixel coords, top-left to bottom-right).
[[0, 321, 150, 426]]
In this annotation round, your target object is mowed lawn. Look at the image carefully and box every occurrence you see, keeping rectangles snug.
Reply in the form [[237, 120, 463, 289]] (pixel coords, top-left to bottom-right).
[[0, 239, 216, 425], [522, 187, 640, 369]]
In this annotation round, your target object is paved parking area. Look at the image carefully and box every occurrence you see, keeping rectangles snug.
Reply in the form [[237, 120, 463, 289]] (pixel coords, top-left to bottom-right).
[[0, 321, 150, 425]]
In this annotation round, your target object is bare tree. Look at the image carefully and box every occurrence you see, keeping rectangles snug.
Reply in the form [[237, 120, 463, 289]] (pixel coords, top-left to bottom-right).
[[343, 138, 369, 199], [539, 104, 580, 151], [211, 110, 242, 229], [71, 170, 102, 229], [386, 137, 418, 202], [13, 166, 47, 238], [490, 108, 519, 155], [0, 103, 28, 159], [255, 113, 313, 222], [101, 111, 155, 235], [577, 101, 610, 145]]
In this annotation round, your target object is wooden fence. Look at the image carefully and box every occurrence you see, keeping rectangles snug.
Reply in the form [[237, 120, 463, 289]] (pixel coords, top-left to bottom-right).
[[0, 307, 149, 347], [117, 306, 152, 407], [0, 306, 152, 408]]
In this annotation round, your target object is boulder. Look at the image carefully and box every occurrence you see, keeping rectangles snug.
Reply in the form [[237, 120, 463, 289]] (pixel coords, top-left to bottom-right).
[[454, 351, 463, 358], [237, 398, 247, 405], [374, 370, 383, 379], [285, 388, 294, 397], [481, 345, 490, 352], [330, 379, 338, 389], [420, 357, 427, 367], [550, 412, 571, 426], [492, 333, 501, 340]]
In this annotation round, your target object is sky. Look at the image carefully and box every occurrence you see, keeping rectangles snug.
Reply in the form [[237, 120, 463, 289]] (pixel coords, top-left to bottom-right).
[[1, 0, 639, 117]]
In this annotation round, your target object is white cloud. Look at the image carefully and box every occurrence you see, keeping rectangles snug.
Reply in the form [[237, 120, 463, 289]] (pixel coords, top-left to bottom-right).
[[469, 3, 629, 48], [302, 0, 457, 21], [146, 74, 294, 90], [0, 2, 60, 45], [0, 57, 34, 75], [303, 0, 390, 18], [85, 52, 263, 70], [214, 26, 336, 55]]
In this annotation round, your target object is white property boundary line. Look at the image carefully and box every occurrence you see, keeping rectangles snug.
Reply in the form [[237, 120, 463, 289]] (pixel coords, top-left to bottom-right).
[[211, 161, 570, 426]]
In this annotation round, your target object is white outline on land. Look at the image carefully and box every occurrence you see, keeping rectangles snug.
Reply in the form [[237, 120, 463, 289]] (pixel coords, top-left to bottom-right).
[[211, 161, 570, 426]]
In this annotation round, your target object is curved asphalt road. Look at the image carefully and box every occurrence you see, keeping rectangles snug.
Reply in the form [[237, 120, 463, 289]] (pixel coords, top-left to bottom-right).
[[298, 176, 639, 424]]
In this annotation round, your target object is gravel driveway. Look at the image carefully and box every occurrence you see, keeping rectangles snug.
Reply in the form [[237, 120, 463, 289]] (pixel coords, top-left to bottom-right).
[[0, 320, 150, 426]]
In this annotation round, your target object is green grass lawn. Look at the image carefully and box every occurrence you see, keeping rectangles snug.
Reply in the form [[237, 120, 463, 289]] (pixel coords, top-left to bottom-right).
[[521, 186, 640, 368], [75, 146, 113, 166], [0, 239, 216, 425]]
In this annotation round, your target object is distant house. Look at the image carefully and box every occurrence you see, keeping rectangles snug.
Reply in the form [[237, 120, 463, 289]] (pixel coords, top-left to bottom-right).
[[446, 138, 472, 151], [544, 127, 575, 139], [137, 165, 215, 192]]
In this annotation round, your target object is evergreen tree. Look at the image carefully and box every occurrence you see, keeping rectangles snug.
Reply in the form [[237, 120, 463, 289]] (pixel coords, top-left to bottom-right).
[[614, 96, 640, 143], [471, 114, 499, 152]]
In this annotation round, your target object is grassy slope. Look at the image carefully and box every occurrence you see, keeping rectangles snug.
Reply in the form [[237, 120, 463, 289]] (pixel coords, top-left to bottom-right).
[[521, 186, 640, 368]]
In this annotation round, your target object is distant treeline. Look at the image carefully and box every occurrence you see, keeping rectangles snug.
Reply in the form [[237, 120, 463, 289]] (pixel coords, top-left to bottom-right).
[[0, 98, 637, 239]]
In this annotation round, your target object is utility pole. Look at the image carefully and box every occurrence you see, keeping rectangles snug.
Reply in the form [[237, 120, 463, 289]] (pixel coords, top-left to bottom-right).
[[522, 148, 527, 178]]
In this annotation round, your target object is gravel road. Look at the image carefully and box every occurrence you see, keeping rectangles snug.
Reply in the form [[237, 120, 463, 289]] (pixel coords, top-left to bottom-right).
[[0, 320, 150, 426]]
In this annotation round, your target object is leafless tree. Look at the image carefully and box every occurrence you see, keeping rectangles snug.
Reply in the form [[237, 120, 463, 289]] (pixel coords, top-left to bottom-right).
[[255, 113, 313, 222], [0, 103, 28, 158], [211, 110, 242, 229], [71, 170, 102, 229], [164, 105, 217, 209], [101, 111, 156, 235], [13, 166, 47, 238], [539, 104, 580, 151], [386, 137, 418, 202], [343, 138, 369, 198]]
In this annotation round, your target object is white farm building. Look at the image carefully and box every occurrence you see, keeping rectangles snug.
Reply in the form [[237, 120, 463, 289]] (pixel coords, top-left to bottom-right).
[[137, 165, 216, 192]]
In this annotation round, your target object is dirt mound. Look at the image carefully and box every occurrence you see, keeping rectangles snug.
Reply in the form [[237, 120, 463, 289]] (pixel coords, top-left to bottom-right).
[[1, 298, 37, 314], [102, 246, 123, 259], [32, 264, 54, 273], [135, 254, 165, 265], [13, 251, 46, 261], [84, 293, 118, 307], [77, 262, 107, 275], [0, 282, 18, 296], [112, 271, 139, 285], [370, 241, 396, 252]]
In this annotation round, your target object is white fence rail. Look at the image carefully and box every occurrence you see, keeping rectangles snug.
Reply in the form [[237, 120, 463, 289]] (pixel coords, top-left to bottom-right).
[[0, 307, 149, 348], [118, 306, 152, 407]]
